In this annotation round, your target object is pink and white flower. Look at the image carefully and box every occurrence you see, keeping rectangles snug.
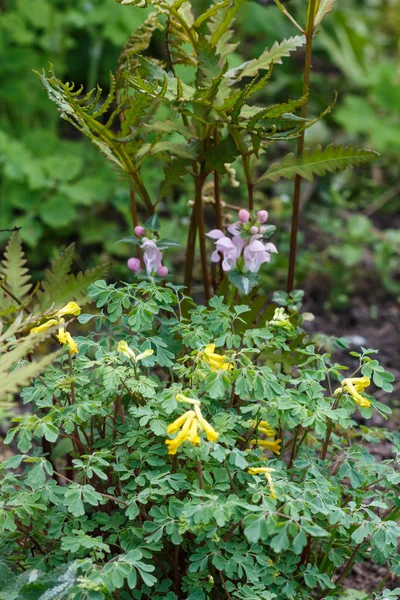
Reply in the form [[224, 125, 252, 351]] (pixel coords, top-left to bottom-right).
[[141, 239, 164, 275], [207, 229, 245, 272], [243, 239, 277, 273]]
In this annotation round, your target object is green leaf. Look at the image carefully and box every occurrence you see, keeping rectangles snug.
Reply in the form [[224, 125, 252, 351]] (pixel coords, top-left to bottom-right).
[[314, 0, 339, 27], [144, 214, 161, 231], [0, 232, 32, 310], [257, 145, 379, 184], [226, 36, 305, 81], [228, 270, 259, 295]]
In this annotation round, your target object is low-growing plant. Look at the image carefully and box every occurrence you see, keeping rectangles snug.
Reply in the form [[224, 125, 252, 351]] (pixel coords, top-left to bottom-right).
[[1, 279, 399, 599], [1, 1, 399, 599]]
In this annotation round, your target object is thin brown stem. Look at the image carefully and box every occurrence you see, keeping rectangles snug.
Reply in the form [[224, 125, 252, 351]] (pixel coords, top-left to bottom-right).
[[197, 459, 204, 490], [184, 206, 198, 294], [287, 0, 318, 293], [196, 165, 211, 301], [219, 570, 232, 599]]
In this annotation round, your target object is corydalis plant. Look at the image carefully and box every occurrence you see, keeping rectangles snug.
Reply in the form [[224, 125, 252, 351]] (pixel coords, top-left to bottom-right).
[[37, 0, 377, 300]]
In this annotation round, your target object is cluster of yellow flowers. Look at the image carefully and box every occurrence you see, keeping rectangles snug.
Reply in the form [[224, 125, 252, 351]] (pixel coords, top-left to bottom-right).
[[165, 393, 219, 455], [248, 467, 277, 500], [30, 301, 81, 354], [198, 344, 233, 372], [269, 307, 293, 330], [334, 377, 371, 408], [248, 419, 281, 455], [117, 340, 154, 363]]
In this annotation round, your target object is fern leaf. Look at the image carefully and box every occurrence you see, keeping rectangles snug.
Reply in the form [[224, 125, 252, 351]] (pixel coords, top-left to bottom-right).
[[225, 36, 305, 81], [36, 263, 110, 312], [257, 145, 379, 184], [117, 12, 163, 75], [0, 351, 60, 402], [206, 0, 241, 61], [314, 0, 338, 27], [0, 232, 32, 311], [42, 244, 75, 292]]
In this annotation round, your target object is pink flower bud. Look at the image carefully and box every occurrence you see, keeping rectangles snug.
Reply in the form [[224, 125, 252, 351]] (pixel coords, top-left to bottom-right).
[[238, 209, 250, 223], [257, 210, 268, 223], [250, 226, 259, 235], [157, 266, 168, 277], [134, 225, 145, 237], [127, 257, 141, 273]]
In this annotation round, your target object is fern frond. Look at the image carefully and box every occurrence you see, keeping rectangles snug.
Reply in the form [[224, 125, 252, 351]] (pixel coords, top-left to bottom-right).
[[314, 0, 339, 27], [257, 145, 379, 184], [225, 36, 305, 81], [0, 351, 60, 402], [0, 232, 32, 311], [36, 264, 110, 312], [206, 0, 242, 61], [162, 2, 198, 68], [117, 12, 163, 75]]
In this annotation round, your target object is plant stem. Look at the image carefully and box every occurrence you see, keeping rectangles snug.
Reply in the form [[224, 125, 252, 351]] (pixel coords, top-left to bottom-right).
[[287, 0, 317, 293], [197, 459, 204, 490], [242, 153, 254, 211], [183, 206, 198, 294], [196, 164, 211, 302]]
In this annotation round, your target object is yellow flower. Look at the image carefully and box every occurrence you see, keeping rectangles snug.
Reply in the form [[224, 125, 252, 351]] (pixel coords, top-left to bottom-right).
[[248, 467, 277, 500], [334, 377, 371, 408], [199, 343, 233, 372], [270, 307, 293, 330], [56, 302, 81, 318], [194, 404, 219, 442], [117, 340, 136, 359], [248, 419, 275, 438], [165, 398, 220, 454], [176, 393, 201, 406], [57, 321, 78, 354], [30, 319, 59, 334], [167, 411, 195, 434], [249, 438, 281, 455], [165, 411, 195, 455], [135, 348, 154, 362]]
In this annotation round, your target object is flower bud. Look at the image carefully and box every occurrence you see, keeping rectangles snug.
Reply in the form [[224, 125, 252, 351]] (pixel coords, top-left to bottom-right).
[[250, 226, 259, 235], [238, 209, 250, 223], [157, 266, 168, 277], [134, 225, 145, 237], [260, 225, 267, 234], [257, 210, 268, 223], [127, 257, 141, 273]]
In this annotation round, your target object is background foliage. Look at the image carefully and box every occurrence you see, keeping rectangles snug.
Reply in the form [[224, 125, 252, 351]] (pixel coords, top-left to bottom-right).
[[1, 0, 399, 306]]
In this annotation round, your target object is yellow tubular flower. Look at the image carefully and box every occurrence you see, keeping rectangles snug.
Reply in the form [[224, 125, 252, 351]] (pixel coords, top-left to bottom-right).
[[176, 393, 201, 406], [165, 411, 195, 455], [200, 343, 233, 372], [117, 340, 136, 360], [248, 467, 277, 500], [187, 417, 200, 445], [56, 302, 81, 318], [167, 410, 195, 434], [249, 438, 281, 455], [334, 377, 371, 408], [30, 319, 59, 334], [135, 348, 154, 362], [64, 331, 78, 354], [194, 404, 219, 442]]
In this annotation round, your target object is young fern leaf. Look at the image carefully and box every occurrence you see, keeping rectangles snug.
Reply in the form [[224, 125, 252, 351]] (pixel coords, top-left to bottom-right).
[[0, 351, 60, 403], [0, 232, 32, 311], [257, 145, 379, 184], [314, 0, 339, 27], [226, 36, 305, 81], [116, 12, 163, 76], [206, 0, 241, 61], [36, 263, 110, 313]]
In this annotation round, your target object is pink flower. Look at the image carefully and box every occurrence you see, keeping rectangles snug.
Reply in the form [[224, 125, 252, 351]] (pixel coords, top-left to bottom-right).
[[127, 257, 141, 273], [134, 225, 145, 237], [157, 266, 168, 277], [141, 239, 163, 275], [238, 209, 250, 223], [243, 239, 277, 273], [257, 210, 268, 223]]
